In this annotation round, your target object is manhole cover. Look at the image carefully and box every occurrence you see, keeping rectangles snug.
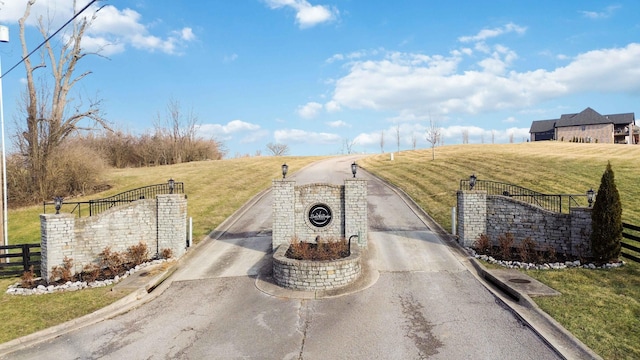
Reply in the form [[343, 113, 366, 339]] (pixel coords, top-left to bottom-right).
[[509, 278, 531, 284]]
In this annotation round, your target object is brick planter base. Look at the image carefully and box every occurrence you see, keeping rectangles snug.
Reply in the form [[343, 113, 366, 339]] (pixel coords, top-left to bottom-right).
[[273, 242, 361, 291]]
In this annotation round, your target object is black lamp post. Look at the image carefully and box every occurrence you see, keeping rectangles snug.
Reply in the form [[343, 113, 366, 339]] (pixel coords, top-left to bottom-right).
[[351, 162, 358, 178], [469, 174, 477, 190], [587, 188, 595, 207], [54, 196, 63, 214], [282, 163, 288, 179], [168, 178, 175, 194]]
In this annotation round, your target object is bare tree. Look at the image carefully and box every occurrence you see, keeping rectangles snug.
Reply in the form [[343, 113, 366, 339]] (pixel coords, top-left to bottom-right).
[[509, 132, 514, 143], [266, 142, 289, 156], [343, 138, 357, 154], [480, 133, 485, 144], [425, 117, 441, 160], [154, 98, 200, 164], [462, 129, 469, 144], [380, 130, 385, 153], [491, 130, 495, 144], [411, 132, 417, 150], [17, 0, 109, 201], [395, 124, 400, 153]]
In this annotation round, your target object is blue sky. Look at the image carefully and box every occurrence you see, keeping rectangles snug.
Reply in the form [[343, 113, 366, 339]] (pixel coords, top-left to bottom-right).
[[1, 1, 640, 157]]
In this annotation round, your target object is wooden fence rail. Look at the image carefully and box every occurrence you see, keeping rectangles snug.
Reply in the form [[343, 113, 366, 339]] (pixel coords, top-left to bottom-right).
[[622, 222, 640, 263], [0, 244, 41, 277]]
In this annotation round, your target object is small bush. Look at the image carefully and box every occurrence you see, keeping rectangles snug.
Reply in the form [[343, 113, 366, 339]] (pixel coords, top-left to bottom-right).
[[287, 236, 349, 261], [99, 247, 125, 277], [518, 237, 538, 263], [497, 233, 514, 259], [127, 242, 149, 266], [540, 244, 557, 263], [472, 234, 492, 255], [80, 263, 101, 283], [50, 257, 74, 283], [160, 248, 174, 259], [21, 266, 36, 288]]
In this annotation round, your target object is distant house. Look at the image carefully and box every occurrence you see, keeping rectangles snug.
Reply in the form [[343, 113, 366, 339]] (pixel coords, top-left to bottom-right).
[[529, 107, 638, 144]]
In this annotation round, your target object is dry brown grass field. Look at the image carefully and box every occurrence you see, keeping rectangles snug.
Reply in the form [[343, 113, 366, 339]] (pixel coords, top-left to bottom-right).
[[359, 142, 640, 231]]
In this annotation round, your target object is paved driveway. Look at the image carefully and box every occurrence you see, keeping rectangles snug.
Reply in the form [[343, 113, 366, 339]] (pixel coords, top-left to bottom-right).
[[2, 156, 560, 359]]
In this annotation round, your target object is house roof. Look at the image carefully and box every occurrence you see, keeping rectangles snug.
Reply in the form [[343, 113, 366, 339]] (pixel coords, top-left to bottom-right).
[[556, 107, 634, 128], [529, 119, 556, 133]]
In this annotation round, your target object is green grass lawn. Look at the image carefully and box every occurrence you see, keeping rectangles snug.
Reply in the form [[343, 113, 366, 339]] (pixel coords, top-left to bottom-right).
[[360, 142, 640, 360]]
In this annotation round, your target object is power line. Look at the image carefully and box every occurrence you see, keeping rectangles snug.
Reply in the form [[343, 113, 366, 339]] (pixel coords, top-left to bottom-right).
[[0, 0, 99, 79]]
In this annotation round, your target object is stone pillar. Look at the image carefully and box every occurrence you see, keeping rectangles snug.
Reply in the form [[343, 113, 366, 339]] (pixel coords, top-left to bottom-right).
[[40, 213, 75, 282], [272, 180, 295, 250], [345, 179, 368, 247], [570, 207, 592, 258], [157, 194, 188, 258], [456, 190, 487, 247]]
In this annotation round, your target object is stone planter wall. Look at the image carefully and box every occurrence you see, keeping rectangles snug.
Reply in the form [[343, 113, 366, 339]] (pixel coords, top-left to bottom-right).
[[273, 241, 361, 291]]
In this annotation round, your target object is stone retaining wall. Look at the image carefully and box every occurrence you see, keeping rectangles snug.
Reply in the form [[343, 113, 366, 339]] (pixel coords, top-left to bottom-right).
[[272, 241, 361, 291], [40, 194, 187, 281], [457, 190, 592, 257]]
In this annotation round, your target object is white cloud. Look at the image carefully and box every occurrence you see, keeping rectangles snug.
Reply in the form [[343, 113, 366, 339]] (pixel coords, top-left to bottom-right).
[[325, 100, 341, 112], [197, 120, 261, 140], [179, 27, 195, 41], [274, 129, 341, 144], [264, 0, 338, 29], [240, 129, 269, 144], [353, 132, 381, 147], [0, 2, 195, 56], [458, 22, 527, 43], [503, 116, 517, 123], [326, 49, 382, 64], [326, 120, 349, 128], [297, 101, 323, 118], [224, 53, 239, 62], [580, 5, 621, 19], [327, 43, 640, 119]]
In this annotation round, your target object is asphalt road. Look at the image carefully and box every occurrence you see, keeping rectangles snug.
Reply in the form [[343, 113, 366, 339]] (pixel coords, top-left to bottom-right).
[[3, 156, 561, 359]]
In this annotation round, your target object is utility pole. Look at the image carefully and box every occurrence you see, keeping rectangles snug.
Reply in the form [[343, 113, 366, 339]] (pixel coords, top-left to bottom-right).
[[0, 24, 9, 255]]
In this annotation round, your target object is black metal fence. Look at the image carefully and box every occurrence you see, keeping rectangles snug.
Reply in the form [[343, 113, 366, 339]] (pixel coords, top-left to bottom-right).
[[622, 222, 640, 263], [459, 179, 591, 214], [43, 181, 185, 218], [0, 244, 41, 277]]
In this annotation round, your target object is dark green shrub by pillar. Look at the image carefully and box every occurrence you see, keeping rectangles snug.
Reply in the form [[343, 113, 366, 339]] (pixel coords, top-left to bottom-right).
[[590, 162, 622, 262]]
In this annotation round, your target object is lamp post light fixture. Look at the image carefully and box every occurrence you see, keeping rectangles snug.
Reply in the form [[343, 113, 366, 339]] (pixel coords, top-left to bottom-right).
[[282, 163, 288, 179], [587, 188, 595, 207], [469, 174, 477, 190], [351, 162, 358, 178], [54, 197, 63, 214], [168, 178, 175, 194]]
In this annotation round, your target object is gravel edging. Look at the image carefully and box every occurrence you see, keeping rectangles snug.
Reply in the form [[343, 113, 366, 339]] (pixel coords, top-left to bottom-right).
[[5, 259, 174, 296]]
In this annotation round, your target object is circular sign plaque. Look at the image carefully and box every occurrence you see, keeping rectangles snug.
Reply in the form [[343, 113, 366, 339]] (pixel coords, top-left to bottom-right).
[[308, 204, 332, 228]]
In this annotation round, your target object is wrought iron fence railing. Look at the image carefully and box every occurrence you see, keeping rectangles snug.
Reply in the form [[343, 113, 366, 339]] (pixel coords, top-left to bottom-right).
[[43, 181, 184, 218], [459, 179, 591, 214]]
